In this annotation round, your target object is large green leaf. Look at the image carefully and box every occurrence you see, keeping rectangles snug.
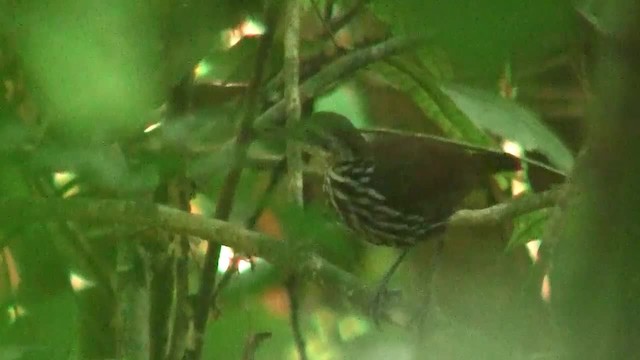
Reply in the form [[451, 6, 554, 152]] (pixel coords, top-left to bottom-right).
[[272, 201, 361, 270], [370, 58, 492, 145], [369, 0, 577, 79], [14, 0, 163, 140], [11, 0, 252, 141], [442, 84, 574, 171]]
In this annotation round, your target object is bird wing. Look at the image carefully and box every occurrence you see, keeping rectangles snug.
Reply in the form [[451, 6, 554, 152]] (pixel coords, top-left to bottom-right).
[[368, 134, 499, 224]]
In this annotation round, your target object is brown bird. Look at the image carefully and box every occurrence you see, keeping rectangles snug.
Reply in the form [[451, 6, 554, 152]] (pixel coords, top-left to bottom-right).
[[296, 111, 523, 321], [298, 111, 521, 248]]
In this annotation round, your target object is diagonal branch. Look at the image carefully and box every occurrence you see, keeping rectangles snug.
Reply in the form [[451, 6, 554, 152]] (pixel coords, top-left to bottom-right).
[[254, 35, 425, 130], [0, 187, 562, 324], [190, 3, 281, 359], [448, 186, 565, 227], [323, 0, 369, 38]]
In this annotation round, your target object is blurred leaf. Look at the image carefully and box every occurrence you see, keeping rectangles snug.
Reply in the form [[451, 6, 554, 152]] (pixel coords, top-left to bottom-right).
[[204, 295, 291, 360], [200, 37, 259, 83], [7, 224, 71, 307], [159, 0, 259, 86], [0, 346, 34, 360], [219, 264, 283, 305], [0, 292, 76, 360], [442, 84, 574, 171], [507, 208, 550, 250], [14, 0, 163, 141], [32, 144, 160, 195], [273, 203, 360, 270], [187, 135, 237, 186], [200, 36, 283, 84], [369, 0, 577, 79], [11, 0, 255, 142], [0, 162, 30, 198], [191, 82, 246, 111], [370, 59, 492, 144], [0, 123, 33, 154], [194, 166, 271, 224]]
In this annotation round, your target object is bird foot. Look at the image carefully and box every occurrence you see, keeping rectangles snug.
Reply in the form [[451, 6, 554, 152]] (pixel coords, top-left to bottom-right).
[[368, 282, 402, 327], [367, 249, 411, 326]]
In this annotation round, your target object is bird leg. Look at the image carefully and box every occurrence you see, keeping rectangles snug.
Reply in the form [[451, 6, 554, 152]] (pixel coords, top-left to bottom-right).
[[369, 247, 411, 326], [411, 238, 445, 331]]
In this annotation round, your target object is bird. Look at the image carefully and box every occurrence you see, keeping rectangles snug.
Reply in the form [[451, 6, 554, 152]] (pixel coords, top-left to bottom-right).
[[297, 111, 521, 248], [294, 111, 523, 322]]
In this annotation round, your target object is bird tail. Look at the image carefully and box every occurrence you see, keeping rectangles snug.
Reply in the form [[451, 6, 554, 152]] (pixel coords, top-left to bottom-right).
[[473, 150, 522, 173], [474, 149, 570, 182]]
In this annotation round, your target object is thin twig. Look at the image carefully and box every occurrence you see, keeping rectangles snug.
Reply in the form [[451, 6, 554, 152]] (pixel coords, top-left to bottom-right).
[[321, 0, 369, 39], [157, 73, 194, 360], [286, 276, 308, 360], [31, 178, 115, 297], [167, 234, 191, 360], [310, 0, 341, 49], [115, 240, 150, 360], [284, 4, 308, 358], [448, 187, 565, 228], [210, 256, 239, 311], [241, 332, 272, 360], [190, 3, 280, 359], [263, 0, 367, 97], [149, 247, 174, 360], [254, 35, 425, 130], [244, 158, 287, 230]]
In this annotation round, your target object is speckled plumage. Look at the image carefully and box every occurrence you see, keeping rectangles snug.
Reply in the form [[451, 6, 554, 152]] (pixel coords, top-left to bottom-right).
[[307, 112, 519, 247]]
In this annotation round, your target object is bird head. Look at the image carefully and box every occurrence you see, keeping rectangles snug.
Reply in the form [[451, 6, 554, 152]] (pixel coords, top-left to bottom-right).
[[293, 111, 369, 161]]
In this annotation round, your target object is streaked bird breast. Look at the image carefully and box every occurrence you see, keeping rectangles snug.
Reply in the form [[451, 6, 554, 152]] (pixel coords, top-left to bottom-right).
[[323, 159, 437, 247]]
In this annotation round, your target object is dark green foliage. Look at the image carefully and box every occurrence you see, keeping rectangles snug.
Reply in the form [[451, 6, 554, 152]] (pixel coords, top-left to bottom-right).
[[2, 0, 626, 358]]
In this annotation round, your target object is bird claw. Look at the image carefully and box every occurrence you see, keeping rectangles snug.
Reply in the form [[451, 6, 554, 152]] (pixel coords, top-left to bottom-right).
[[368, 283, 402, 327], [367, 249, 411, 326]]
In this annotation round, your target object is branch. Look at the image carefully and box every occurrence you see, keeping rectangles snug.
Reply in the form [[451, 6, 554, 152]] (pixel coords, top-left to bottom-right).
[[115, 240, 150, 360], [167, 234, 191, 360], [448, 187, 565, 228], [254, 35, 425, 129], [285, 277, 307, 360], [323, 0, 368, 38], [284, 0, 304, 206], [0, 197, 388, 316], [284, 2, 308, 357], [262, 0, 369, 100], [190, 3, 280, 359], [0, 188, 562, 325]]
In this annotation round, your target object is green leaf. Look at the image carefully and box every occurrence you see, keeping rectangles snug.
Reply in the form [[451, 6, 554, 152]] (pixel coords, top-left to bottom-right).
[[15, 0, 163, 140], [507, 208, 550, 250], [200, 36, 262, 84], [370, 58, 492, 145], [273, 202, 361, 270], [203, 294, 290, 360], [369, 0, 577, 79], [0, 292, 77, 360], [442, 84, 574, 171]]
